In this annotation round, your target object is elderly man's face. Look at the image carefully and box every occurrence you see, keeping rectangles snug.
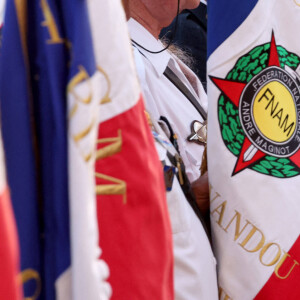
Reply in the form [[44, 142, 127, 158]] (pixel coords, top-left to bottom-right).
[[141, 0, 200, 27]]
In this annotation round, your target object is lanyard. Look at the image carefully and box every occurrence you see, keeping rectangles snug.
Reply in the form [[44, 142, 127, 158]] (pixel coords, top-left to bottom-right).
[[163, 66, 207, 120]]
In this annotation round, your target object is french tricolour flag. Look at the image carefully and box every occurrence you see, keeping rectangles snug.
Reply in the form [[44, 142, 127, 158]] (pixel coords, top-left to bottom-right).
[[0, 0, 111, 298], [207, 1, 300, 299], [87, 0, 174, 299]]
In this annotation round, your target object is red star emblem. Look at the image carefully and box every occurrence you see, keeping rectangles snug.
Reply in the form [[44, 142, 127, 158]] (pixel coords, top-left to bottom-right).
[[210, 33, 300, 175]]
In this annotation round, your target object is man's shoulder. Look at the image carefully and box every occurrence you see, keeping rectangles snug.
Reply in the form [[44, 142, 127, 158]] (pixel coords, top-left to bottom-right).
[[160, 4, 207, 42]]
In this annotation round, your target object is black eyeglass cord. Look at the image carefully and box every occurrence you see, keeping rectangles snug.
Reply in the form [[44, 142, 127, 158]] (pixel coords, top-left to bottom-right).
[[131, 0, 180, 54]]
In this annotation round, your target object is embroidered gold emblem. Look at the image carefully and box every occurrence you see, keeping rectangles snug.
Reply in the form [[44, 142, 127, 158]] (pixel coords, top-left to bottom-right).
[[95, 130, 127, 204], [20, 269, 41, 300]]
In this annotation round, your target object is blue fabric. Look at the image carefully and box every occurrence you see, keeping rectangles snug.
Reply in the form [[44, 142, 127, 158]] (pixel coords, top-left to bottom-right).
[[207, 0, 259, 58], [0, 0, 95, 298], [0, 1, 42, 296]]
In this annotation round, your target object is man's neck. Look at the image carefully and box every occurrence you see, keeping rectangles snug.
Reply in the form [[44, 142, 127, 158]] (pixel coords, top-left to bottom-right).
[[129, 0, 167, 39]]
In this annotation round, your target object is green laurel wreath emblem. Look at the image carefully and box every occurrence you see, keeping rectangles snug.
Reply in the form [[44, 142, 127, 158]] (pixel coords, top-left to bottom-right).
[[218, 43, 300, 178]]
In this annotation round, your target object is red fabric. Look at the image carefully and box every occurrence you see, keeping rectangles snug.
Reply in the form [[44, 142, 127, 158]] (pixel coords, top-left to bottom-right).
[[290, 151, 300, 168], [210, 77, 246, 107], [0, 187, 22, 299], [255, 235, 300, 299], [268, 33, 281, 67], [233, 137, 266, 175], [95, 96, 174, 300]]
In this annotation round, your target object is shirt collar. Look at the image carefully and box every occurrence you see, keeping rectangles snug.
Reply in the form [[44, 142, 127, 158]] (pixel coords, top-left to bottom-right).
[[128, 18, 172, 77]]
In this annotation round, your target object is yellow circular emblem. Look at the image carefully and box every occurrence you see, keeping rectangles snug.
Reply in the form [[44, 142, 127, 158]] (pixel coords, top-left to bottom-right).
[[253, 81, 296, 143]]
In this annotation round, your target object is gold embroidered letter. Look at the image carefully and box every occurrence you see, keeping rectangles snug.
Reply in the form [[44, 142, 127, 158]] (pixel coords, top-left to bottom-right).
[[97, 66, 111, 104], [95, 130, 127, 203], [95, 130, 122, 160], [73, 119, 95, 143], [239, 223, 265, 253], [211, 200, 227, 227], [67, 66, 92, 105], [20, 269, 41, 300], [95, 173, 127, 204], [210, 191, 221, 204], [40, 0, 64, 44], [275, 251, 299, 279], [223, 210, 249, 241], [259, 243, 281, 266], [218, 286, 232, 300]]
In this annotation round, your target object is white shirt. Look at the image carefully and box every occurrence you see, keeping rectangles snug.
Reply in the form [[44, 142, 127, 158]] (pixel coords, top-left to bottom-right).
[[129, 18, 218, 300], [128, 18, 207, 184]]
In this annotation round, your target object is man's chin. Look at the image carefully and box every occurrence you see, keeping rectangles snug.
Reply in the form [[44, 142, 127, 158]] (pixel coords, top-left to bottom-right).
[[185, 0, 201, 10]]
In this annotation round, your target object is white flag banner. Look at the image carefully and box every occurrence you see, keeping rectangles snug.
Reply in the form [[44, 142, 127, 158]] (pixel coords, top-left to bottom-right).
[[207, 0, 300, 299], [67, 2, 113, 300], [85, 0, 174, 299], [0, 0, 5, 27], [68, 69, 111, 300]]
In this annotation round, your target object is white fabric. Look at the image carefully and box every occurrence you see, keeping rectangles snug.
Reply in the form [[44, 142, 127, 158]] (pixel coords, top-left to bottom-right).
[[207, 0, 300, 299], [67, 0, 140, 298], [68, 71, 111, 300], [67, 2, 143, 299], [89, 5, 140, 124], [131, 20, 218, 300], [55, 267, 71, 299], [0, 0, 5, 26]]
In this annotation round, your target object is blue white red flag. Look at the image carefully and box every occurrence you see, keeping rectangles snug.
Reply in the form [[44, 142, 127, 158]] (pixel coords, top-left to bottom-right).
[[0, 0, 110, 299], [0, 1, 44, 297], [207, 1, 300, 299], [0, 0, 173, 299], [88, 0, 174, 299]]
